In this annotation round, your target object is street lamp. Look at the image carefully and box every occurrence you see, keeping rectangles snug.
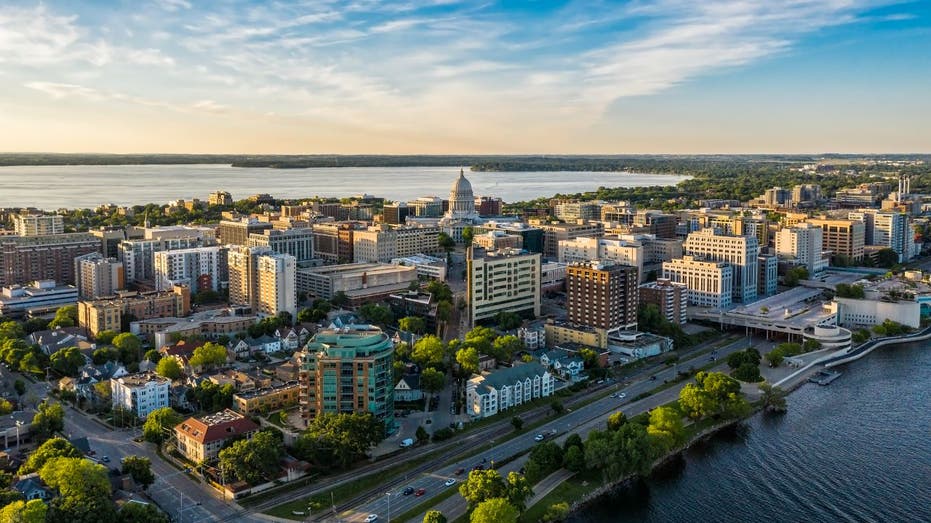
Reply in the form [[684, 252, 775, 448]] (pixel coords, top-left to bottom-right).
[[385, 491, 391, 522], [14, 420, 23, 448]]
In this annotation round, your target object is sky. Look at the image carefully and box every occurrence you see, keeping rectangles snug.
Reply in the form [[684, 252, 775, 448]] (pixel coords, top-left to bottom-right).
[[1, 0, 930, 154]]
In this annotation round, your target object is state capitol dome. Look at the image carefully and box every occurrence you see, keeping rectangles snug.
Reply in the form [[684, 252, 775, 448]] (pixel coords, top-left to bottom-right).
[[446, 168, 478, 220]]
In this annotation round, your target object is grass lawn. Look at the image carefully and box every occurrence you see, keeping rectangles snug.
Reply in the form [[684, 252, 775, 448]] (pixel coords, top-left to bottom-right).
[[520, 469, 603, 523]]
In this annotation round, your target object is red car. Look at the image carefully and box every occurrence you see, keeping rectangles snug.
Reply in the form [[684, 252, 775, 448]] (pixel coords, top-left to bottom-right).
[[415, 488, 426, 497]]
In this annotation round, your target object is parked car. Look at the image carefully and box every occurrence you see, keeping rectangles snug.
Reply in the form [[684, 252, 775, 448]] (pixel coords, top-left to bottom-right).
[[402, 487, 414, 496]]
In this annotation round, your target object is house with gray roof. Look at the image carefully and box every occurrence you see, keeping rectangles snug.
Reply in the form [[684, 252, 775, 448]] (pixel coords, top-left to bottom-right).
[[466, 362, 555, 419], [538, 350, 585, 380], [394, 374, 422, 402]]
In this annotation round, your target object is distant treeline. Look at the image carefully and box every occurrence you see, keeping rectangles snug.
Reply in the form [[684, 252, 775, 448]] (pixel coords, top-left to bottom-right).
[[2, 153, 929, 170]]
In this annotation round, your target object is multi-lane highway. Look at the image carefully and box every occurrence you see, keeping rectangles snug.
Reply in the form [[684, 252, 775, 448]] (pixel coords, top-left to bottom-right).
[[342, 335, 763, 522]]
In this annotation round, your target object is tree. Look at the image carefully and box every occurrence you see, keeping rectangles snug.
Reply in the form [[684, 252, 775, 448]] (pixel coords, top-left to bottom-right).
[[504, 471, 533, 511], [189, 342, 227, 370], [218, 430, 284, 485], [764, 350, 784, 368], [875, 248, 899, 268], [732, 362, 763, 383], [784, 266, 809, 287], [647, 406, 685, 451], [13, 379, 26, 396], [142, 407, 182, 444], [31, 401, 65, 442], [143, 349, 161, 363], [437, 232, 455, 252], [93, 381, 112, 405], [525, 442, 563, 483], [470, 498, 518, 523], [359, 303, 394, 326], [40, 457, 115, 522], [542, 502, 570, 523], [187, 381, 234, 411], [459, 469, 507, 509], [331, 291, 349, 308], [19, 437, 81, 474], [412, 336, 446, 369], [23, 317, 50, 334], [578, 348, 600, 368], [462, 226, 475, 245], [0, 399, 11, 416], [490, 335, 523, 363], [759, 382, 788, 414], [416, 425, 429, 444], [494, 311, 521, 331], [92, 347, 121, 364], [0, 499, 47, 523], [117, 501, 169, 523], [423, 510, 447, 523], [550, 400, 565, 415], [726, 351, 749, 370], [49, 305, 77, 329], [155, 357, 182, 380], [0, 321, 25, 340], [511, 416, 523, 432], [425, 280, 453, 303], [122, 456, 155, 489], [399, 316, 426, 334], [420, 368, 446, 396], [112, 333, 143, 365], [607, 411, 627, 431], [455, 347, 480, 377], [51, 346, 85, 377], [292, 412, 384, 469], [95, 330, 118, 345], [802, 339, 822, 352], [563, 445, 585, 473]]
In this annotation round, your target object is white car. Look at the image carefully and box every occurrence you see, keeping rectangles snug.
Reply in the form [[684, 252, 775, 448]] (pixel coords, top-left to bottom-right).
[[444, 478, 457, 487], [618, 392, 626, 399], [533, 434, 545, 442], [364, 515, 379, 522]]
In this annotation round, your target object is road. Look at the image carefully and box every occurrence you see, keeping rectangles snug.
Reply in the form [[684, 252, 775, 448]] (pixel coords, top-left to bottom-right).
[[342, 335, 763, 522]]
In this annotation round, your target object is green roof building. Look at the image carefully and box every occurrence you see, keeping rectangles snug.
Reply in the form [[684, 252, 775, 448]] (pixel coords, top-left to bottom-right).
[[298, 324, 395, 430]]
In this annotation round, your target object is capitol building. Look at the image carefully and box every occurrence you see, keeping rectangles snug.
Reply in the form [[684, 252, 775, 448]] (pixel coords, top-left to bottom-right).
[[439, 168, 483, 241]]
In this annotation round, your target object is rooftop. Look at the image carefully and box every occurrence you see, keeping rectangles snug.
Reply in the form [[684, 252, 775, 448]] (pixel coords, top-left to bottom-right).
[[175, 409, 259, 444]]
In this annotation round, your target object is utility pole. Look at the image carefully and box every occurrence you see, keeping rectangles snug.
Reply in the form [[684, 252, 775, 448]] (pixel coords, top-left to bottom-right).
[[386, 491, 391, 522]]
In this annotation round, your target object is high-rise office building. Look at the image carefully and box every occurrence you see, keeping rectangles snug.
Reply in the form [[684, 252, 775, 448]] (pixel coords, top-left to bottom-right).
[[774, 223, 826, 274], [683, 228, 758, 303], [383, 202, 410, 225], [248, 228, 314, 263], [228, 246, 296, 317], [119, 237, 206, 283], [566, 260, 638, 331], [805, 218, 865, 263], [352, 225, 440, 263], [298, 325, 395, 428], [218, 218, 274, 246], [467, 247, 541, 326], [557, 236, 644, 281], [662, 256, 733, 309]]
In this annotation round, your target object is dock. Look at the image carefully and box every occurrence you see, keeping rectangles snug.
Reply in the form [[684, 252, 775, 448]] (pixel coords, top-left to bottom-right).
[[809, 369, 842, 386]]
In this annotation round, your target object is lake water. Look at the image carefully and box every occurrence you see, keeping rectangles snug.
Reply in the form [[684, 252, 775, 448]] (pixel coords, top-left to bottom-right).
[[0, 165, 689, 209], [572, 341, 931, 523]]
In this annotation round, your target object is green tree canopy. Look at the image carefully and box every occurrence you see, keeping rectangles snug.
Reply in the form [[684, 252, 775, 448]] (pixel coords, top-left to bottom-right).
[[490, 335, 523, 363], [188, 341, 227, 370], [0, 499, 48, 523], [423, 510, 447, 523], [292, 412, 384, 470], [95, 330, 119, 345], [399, 316, 426, 334], [19, 437, 82, 474], [49, 305, 78, 329], [121, 456, 156, 489], [155, 357, 182, 380], [142, 407, 183, 444], [50, 347, 85, 377], [420, 367, 446, 395], [31, 401, 65, 442], [218, 430, 284, 484], [470, 498, 518, 523], [455, 347, 480, 377], [112, 333, 143, 364], [646, 406, 685, 452], [117, 501, 170, 523], [412, 335, 446, 369]]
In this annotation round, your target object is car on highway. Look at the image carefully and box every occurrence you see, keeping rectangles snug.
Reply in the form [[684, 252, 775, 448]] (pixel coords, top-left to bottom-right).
[[444, 478, 456, 487], [402, 487, 414, 496], [533, 434, 545, 442], [415, 488, 426, 497], [618, 392, 626, 399], [102, 456, 110, 463], [472, 464, 484, 471], [649, 375, 657, 381], [454, 467, 465, 475], [364, 515, 379, 522]]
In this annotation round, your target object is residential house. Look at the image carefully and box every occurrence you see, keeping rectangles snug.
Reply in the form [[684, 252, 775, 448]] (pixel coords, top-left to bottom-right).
[[231, 335, 282, 356], [466, 363, 555, 419], [13, 473, 52, 501], [275, 326, 311, 351], [394, 374, 422, 402], [59, 361, 128, 402], [28, 327, 95, 356], [538, 350, 585, 380], [174, 409, 260, 463]]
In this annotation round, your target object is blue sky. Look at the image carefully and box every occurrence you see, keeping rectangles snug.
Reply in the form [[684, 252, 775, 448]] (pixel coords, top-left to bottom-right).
[[1, 0, 929, 153]]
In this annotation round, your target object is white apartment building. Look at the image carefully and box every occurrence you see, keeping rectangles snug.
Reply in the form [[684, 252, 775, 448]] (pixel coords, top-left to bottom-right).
[[119, 237, 206, 282], [872, 212, 915, 263], [467, 247, 541, 326], [247, 228, 314, 263], [111, 372, 170, 419], [74, 253, 124, 299], [466, 363, 555, 419], [153, 246, 224, 293], [256, 253, 297, 318], [557, 236, 644, 281], [662, 255, 733, 309], [683, 228, 758, 303], [390, 254, 447, 280], [774, 223, 827, 274], [353, 225, 440, 263], [14, 214, 64, 236]]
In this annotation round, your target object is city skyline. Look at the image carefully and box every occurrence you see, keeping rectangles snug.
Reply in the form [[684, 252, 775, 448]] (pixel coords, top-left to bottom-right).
[[2, 0, 930, 154]]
